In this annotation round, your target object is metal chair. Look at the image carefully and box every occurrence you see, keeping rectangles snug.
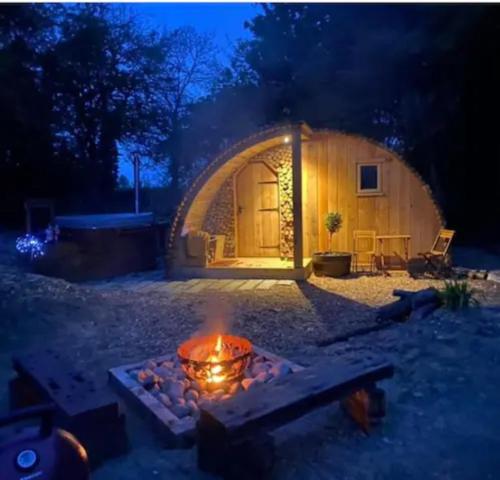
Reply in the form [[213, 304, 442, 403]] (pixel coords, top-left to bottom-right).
[[352, 230, 377, 272]]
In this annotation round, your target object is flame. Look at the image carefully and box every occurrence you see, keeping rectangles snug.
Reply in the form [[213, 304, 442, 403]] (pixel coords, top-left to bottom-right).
[[215, 335, 222, 353], [207, 335, 226, 385]]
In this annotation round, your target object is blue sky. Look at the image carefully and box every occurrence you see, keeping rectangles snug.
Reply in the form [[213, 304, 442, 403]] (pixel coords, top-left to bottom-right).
[[119, 3, 259, 185]]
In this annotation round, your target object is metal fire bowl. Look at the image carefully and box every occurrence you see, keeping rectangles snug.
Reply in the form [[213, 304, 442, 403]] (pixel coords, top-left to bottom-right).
[[177, 334, 253, 385]]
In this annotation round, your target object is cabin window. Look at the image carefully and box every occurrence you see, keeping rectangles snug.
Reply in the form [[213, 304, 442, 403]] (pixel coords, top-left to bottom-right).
[[357, 163, 382, 195]]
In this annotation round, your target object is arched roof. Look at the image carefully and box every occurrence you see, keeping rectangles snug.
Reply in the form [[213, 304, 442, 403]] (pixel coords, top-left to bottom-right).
[[167, 122, 312, 252], [167, 123, 444, 256]]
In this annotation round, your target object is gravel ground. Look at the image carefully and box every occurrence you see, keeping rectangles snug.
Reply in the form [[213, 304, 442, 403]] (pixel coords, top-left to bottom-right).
[[1, 245, 500, 479]]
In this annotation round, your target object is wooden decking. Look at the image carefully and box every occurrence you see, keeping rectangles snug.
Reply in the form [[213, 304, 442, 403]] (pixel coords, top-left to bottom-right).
[[173, 257, 313, 280]]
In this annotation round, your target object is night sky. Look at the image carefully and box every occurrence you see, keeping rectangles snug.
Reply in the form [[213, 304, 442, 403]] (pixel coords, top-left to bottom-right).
[[120, 3, 259, 184]]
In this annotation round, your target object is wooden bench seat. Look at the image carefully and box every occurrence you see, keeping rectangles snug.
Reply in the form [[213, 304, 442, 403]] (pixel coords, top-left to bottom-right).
[[197, 355, 394, 478], [10, 349, 128, 468]]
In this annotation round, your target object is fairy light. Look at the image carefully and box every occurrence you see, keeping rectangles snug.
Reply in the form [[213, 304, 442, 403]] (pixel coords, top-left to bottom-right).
[[16, 234, 46, 260]]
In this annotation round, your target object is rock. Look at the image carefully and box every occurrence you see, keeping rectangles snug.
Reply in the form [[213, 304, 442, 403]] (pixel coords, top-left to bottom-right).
[[228, 381, 240, 395], [153, 366, 173, 380], [241, 378, 255, 391], [251, 362, 268, 376], [174, 397, 186, 407], [212, 389, 225, 400], [190, 380, 202, 392], [187, 399, 199, 416], [185, 389, 199, 402], [255, 371, 272, 383], [144, 360, 157, 370], [221, 394, 231, 401], [138, 369, 156, 387], [269, 362, 291, 379], [171, 403, 190, 419], [165, 380, 185, 400], [158, 393, 172, 407], [161, 361, 175, 369]]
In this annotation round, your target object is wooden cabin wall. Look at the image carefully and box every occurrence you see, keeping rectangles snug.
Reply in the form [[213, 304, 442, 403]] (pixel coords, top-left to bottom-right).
[[302, 132, 443, 258]]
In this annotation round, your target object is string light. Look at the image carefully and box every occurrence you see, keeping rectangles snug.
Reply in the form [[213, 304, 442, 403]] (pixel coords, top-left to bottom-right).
[[16, 234, 46, 260]]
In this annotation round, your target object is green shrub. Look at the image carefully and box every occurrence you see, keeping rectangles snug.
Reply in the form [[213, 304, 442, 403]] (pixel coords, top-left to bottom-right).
[[438, 280, 479, 310], [325, 212, 342, 252]]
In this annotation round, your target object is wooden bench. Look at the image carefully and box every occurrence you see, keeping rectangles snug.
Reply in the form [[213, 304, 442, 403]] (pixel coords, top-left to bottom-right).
[[197, 355, 394, 478], [9, 349, 128, 469]]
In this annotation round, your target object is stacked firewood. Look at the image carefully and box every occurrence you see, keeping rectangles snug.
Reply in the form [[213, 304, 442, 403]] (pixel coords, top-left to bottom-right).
[[376, 288, 441, 322]]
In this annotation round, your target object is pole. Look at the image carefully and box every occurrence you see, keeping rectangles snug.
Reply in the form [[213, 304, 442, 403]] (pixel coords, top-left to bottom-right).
[[133, 152, 140, 214]]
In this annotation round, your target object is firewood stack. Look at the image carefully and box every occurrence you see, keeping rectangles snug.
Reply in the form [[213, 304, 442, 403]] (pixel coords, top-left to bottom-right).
[[376, 288, 441, 323]]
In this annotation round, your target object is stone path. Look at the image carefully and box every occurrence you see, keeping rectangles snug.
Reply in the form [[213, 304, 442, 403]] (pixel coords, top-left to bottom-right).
[[84, 270, 296, 294]]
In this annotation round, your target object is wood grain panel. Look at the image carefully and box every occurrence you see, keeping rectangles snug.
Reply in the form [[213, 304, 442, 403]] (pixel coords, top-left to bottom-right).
[[301, 132, 443, 259]]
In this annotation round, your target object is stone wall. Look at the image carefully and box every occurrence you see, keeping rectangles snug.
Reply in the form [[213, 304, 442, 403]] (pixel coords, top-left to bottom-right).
[[202, 145, 294, 259], [201, 176, 236, 257]]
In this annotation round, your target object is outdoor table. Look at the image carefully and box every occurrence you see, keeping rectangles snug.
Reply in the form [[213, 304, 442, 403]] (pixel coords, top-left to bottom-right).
[[375, 234, 411, 273]]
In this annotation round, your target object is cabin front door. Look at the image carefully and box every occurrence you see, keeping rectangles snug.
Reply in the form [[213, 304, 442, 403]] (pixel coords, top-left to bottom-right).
[[236, 161, 280, 257]]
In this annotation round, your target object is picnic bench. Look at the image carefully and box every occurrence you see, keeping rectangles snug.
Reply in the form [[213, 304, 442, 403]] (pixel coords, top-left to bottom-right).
[[197, 355, 394, 478], [9, 349, 128, 468]]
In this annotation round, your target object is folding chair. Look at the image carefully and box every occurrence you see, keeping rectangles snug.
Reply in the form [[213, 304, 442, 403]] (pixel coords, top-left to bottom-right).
[[418, 228, 455, 277]]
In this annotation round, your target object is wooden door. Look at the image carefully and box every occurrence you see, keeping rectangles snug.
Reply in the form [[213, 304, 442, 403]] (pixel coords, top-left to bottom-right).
[[236, 161, 280, 257]]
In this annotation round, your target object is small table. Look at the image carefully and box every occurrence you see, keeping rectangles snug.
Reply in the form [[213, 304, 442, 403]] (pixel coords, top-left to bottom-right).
[[376, 235, 411, 274]]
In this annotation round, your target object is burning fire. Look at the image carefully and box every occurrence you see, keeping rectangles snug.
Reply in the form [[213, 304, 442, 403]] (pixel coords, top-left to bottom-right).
[[177, 334, 253, 390], [207, 335, 225, 384]]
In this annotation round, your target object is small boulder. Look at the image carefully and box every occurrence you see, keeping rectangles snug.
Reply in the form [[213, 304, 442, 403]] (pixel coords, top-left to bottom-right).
[[153, 366, 173, 381], [190, 380, 202, 392], [242, 378, 256, 391], [185, 389, 199, 402], [228, 381, 240, 395], [251, 363, 268, 377], [138, 369, 156, 387], [269, 362, 292, 379], [166, 380, 185, 400], [144, 360, 157, 370], [171, 403, 190, 419], [158, 393, 172, 407], [187, 399, 199, 416], [255, 371, 272, 383]]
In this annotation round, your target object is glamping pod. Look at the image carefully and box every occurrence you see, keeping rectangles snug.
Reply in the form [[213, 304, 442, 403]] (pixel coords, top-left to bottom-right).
[[167, 123, 443, 279]]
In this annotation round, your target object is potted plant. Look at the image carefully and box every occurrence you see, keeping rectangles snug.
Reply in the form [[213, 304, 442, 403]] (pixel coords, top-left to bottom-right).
[[312, 212, 352, 277]]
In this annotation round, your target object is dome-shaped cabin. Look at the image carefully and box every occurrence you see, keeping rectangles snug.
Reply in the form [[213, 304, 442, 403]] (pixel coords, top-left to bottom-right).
[[168, 123, 443, 279]]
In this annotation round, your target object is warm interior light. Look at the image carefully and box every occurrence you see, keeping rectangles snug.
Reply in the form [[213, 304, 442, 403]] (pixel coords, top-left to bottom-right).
[[284, 135, 290, 144]]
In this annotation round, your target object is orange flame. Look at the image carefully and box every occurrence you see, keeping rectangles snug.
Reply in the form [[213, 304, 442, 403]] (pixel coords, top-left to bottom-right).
[[207, 335, 226, 384]]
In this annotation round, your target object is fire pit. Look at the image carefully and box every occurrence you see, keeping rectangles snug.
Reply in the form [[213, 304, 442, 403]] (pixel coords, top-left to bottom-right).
[[109, 339, 304, 445], [177, 334, 252, 388]]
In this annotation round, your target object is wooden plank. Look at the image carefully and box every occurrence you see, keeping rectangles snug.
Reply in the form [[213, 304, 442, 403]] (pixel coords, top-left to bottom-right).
[[255, 279, 277, 290], [220, 279, 247, 292], [317, 139, 329, 252], [277, 279, 295, 286], [292, 126, 304, 268], [207, 279, 233, 291], [238, 279, 263, 290], [185, 281, 210, 293], [199, 356, 393, 436]]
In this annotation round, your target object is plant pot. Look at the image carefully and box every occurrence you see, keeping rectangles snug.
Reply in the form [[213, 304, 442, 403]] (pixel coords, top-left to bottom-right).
[[312, 252, 352, 277]]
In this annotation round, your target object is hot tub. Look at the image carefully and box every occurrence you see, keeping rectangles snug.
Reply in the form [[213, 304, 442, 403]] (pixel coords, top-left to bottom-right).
[[35, 213, 159, 281]]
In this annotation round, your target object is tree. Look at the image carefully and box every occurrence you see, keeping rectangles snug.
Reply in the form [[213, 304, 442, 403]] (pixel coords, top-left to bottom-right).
[[156, 27, 221, 198], [0, 5, 57, 224], [45, 4, 172, 203]]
